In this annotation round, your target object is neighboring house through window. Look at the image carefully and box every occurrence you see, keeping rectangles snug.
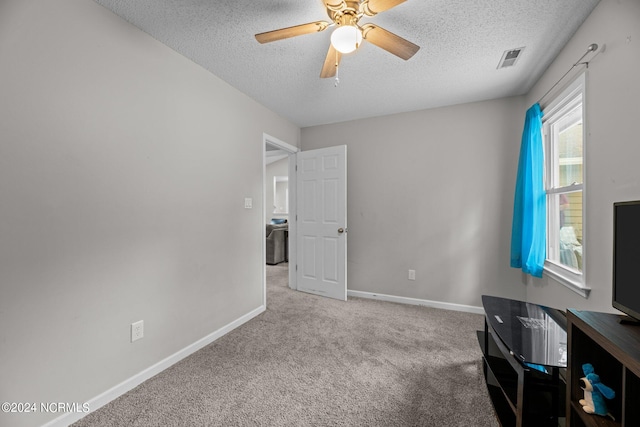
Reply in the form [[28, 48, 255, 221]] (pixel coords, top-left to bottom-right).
[[542, 73, 588, 295]]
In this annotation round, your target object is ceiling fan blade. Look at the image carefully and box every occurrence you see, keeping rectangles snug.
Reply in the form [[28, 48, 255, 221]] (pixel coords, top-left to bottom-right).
[[361, 23, 419, 60], [362, 0, 406, 15], [255, 21, 330, 44], [320, 44, 342, 78]]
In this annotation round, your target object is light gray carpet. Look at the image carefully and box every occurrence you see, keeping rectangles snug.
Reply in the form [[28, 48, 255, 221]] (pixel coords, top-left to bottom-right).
[[74, 263, 498, 426]]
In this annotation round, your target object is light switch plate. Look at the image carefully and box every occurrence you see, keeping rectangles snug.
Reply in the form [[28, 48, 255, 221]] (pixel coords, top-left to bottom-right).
[[244, 198, 252, 209]]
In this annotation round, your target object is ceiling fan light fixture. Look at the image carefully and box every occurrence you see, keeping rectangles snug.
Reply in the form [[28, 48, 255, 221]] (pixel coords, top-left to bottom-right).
[[330, 25, 362, 54], [255, 0, 419, 79]]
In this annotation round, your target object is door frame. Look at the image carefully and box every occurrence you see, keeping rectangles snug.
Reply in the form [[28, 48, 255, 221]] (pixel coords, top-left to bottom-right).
[[262, 133, 298, 307]]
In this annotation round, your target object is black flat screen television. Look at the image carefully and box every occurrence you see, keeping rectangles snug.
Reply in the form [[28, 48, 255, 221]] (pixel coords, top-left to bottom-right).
[[613, 200, 640, 323]]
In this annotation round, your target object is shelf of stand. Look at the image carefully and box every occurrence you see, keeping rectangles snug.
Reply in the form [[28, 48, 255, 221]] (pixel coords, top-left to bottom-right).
[[477, 327, 565, 427], [487, 384, 517, 427], [478, 330, 518, 423], [570, 401, 619, 427], [566, 310, 640, 427], [478, 330, 517, 427]]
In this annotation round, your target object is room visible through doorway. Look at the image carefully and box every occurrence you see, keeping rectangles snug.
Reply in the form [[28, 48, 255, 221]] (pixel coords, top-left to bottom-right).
[[263, 134, 298, 304]]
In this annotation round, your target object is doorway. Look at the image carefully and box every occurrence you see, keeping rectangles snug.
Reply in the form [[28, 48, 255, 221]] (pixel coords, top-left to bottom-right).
[[263, 134, 298, 307], [262, 135, 348, 304]]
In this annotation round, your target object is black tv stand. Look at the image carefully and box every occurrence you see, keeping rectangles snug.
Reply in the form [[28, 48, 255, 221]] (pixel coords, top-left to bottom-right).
[[619, 315, 640, 325], [478, 295, 567, 427]]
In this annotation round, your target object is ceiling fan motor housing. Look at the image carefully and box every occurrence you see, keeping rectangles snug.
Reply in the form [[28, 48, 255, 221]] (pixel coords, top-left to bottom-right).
[[327, 2, 363, 27]]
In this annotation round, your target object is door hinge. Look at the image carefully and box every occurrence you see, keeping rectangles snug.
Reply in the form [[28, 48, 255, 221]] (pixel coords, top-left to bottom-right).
[[295, 264, 298, 271]]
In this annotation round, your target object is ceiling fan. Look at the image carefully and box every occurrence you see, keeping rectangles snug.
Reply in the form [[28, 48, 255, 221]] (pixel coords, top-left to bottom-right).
[[255, 0, 420, 78]]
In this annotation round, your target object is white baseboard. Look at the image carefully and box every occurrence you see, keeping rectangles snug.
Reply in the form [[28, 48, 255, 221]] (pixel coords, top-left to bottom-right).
[[42, 305, 266, 427], [347, 290, 484, 315]]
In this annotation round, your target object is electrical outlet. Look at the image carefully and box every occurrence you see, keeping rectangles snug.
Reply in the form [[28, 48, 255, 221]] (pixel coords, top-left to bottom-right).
[[408, 269, 416, 281], [131, 320, 144, 342]]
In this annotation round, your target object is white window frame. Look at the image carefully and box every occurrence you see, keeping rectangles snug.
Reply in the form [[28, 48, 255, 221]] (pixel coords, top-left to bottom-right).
[[541, 73, 590, 297]]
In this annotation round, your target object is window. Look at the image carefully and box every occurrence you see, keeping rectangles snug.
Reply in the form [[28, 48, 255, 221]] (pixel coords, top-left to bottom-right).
[[542, 74, 587, 295]]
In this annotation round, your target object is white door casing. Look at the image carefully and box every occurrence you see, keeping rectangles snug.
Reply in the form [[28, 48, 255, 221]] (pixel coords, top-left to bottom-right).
[[296, 145, 347, 301]]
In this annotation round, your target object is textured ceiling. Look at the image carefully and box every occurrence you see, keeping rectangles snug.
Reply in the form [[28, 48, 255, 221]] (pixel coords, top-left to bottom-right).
[[94, 0, 600, 127]]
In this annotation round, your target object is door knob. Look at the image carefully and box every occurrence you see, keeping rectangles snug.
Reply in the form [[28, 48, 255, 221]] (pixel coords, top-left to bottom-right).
[[338, 227, 345, 234]]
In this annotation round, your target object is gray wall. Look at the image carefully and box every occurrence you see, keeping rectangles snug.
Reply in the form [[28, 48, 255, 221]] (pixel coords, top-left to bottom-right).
[[0, 1, 299, 426], [301, 97, 528, 308], [524, 0, 640, 312]]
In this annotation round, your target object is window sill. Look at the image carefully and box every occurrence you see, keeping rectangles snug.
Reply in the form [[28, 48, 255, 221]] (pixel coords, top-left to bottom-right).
[[543, 261, 591, 298]]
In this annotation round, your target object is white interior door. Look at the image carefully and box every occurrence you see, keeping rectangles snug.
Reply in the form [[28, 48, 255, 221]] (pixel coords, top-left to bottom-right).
[[296, 145, 347, 301]]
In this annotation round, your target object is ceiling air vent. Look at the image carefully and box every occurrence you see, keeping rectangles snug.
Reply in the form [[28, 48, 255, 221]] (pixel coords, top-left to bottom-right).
[[497, 47, 525, 69]]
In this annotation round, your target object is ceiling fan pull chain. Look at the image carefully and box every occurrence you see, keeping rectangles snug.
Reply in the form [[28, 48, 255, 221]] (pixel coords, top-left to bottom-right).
[[334, 51, 340, 87]]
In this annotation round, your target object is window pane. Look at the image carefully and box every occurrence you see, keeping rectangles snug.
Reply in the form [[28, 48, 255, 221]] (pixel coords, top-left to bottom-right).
[[543, 74, 585, 283], [555, 105, 583, 187], [555, 191, 583, 272]]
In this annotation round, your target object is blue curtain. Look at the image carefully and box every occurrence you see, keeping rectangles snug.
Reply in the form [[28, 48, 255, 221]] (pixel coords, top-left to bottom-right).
[[510, 103, 546, 277]]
